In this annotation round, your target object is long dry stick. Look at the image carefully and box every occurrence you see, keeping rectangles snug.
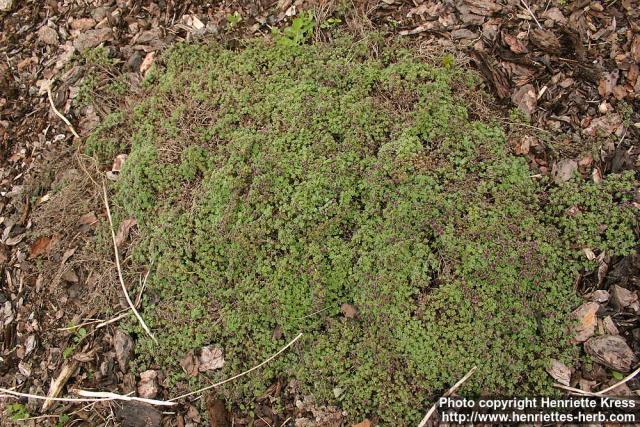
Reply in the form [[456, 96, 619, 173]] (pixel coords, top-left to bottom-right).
[[0, 332, 303, 407], [102, 184, 156, 343], [520, 0, 542, 29], [417, 366, 477, 427], [169, 332, 304, 401], [72, 390, 176, 406], [0, 387, 174, 407], [47, 84, 80, 139], [554, 364, 640, 397]]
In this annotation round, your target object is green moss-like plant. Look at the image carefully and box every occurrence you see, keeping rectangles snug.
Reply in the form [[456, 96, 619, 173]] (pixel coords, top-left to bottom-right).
[[95, 37, 637, 424]]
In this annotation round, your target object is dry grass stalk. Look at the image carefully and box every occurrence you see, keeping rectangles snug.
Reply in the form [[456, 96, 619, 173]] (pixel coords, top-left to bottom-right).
[[169, 332, 304, 401], [46, 83, 80, 139], [417, 366, 478, 427], [0, 332, 303, 408], [554, 364, 640, 397], [102, 184, 157, 343]]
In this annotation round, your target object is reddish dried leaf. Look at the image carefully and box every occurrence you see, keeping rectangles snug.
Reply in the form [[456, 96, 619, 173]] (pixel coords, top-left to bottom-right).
[[340, 303, 358, 318], [29, 236, 52, 258], [199, 346, 224, 372], [138, 370, 159, 398], [598, 71, 618, 97], [206, 396, 231, 427], [503, 32, 528, 54]]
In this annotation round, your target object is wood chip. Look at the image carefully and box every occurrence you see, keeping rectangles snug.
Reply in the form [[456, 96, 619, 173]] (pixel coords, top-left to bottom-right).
[[570, 302, 599, 344], [584, 335, 636, 372]]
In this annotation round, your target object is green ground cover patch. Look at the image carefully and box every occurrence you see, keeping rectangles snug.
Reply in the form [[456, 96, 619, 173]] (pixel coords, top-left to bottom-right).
[[89, 36, 638, 423]]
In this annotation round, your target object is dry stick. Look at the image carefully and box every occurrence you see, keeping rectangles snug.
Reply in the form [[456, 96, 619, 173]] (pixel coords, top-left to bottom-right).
[[169, 332, 304, 401], [0, 387, 174, 407], [0, 387, 106, 403], [46, 84, 80, 140], [95, 311, 131, 330], [102, 184, 157, 344], [1, 332, 302, 408], [42, 361, 78, 411], [596, 365, 640, 395], [417, 366, 477, 427], [72, 390, 176, 407], [554, 364, 640, 397], [520, 0, 543, 29]]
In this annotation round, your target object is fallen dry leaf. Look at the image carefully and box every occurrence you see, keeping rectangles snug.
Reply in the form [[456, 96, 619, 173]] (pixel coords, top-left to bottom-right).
[[180, 350, 199, 377], [205, 395, 231, 427], [138, 370, 159, 398], [584, 335, 636, 372], [37, 26, 59, 46], [29, 236, 52, 258], [114, 329, 134, 372], [598, 71, 619, 97], [546, 359, 571, 386], [199, 346, 225, 372], [115, 218, 137, 247], [542, 7, 567, 25], [552, 159, 578, 183], [529, 29, 561, 54], [69, 18, 96, 31], [340, 303, 358, 319], [611, 285, 638, 310], [458, 0, 502, 16], [589, 289, 609, 303], [583, 113, 623, 137], [511, 84, 536, 117], [140, 52, 155, 75], [74, 28, 113, 50], [61, 269, 79, 283], [112, 154, 128, 173], [0, 0, 13, 12], [78, 212, 98, 226], [503, 32, 528, 54]]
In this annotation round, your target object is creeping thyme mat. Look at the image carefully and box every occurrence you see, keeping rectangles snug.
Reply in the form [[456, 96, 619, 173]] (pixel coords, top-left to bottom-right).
[[88, 36, 638, 423]]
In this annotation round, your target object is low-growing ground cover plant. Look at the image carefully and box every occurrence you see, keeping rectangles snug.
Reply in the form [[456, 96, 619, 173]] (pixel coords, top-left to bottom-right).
[[88, 35, 638, 424]]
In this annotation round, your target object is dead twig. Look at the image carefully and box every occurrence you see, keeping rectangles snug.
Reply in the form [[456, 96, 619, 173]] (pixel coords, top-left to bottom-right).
[[102, 184, 157, 343], [0, 387, 175, 407], [554, 365, 640, 397], [169, 332, 304, 401], [42, 361, 78, 411], [0, 332, 303, 408], [72, 390, 176, 406], [95, 311, 131, 329], [46, 83, 80, 139], [417, 366, 477, 427], [519, 0, 542, 29]]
